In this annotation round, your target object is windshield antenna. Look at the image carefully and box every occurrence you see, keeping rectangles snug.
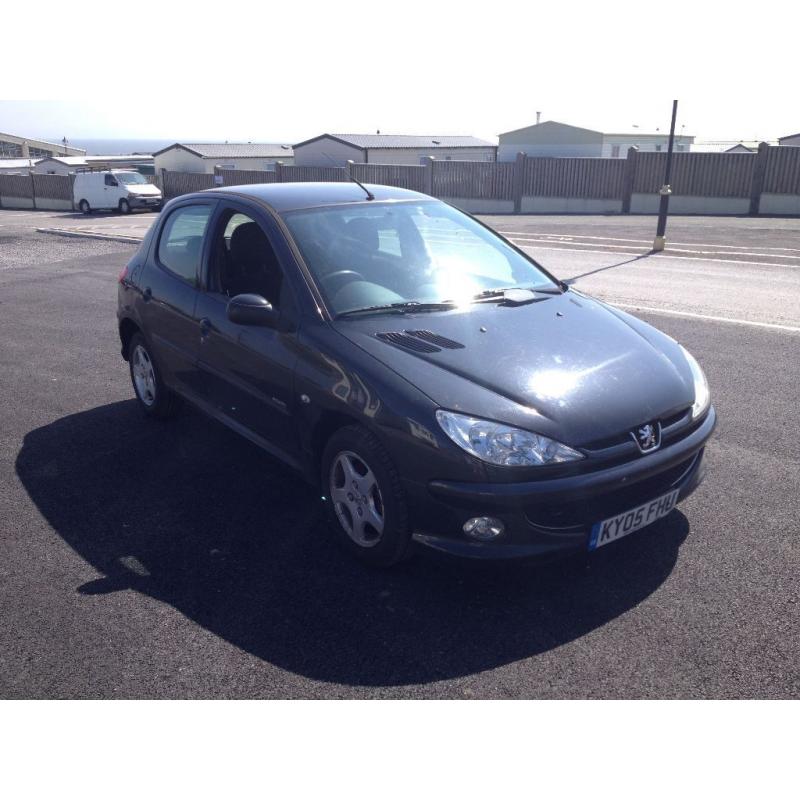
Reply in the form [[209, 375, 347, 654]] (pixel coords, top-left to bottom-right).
[[344, 160, 374, 200], [320, 152, 375, 200]]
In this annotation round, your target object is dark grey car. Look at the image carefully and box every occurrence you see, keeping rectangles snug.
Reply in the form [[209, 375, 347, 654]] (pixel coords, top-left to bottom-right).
[[117, 182, 715, 566]]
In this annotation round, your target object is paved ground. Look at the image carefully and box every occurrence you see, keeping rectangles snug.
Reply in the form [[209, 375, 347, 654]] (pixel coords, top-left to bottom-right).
[[0, 209, 798, 698]]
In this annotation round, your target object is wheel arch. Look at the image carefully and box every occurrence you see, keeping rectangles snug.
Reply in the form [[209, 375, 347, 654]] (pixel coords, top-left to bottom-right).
[[118, 317, 141, 361], [308, 409, 367, 482]]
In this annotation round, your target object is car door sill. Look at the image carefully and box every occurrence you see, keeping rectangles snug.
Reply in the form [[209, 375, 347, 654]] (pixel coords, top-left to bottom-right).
[[176, 387, 302, 472]]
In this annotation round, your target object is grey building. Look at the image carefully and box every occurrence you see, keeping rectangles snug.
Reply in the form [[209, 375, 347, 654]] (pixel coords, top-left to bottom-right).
[[778, 133, 800, 147], [153, 143, 295, 174], [498, 120, 694, 161], [292, 134, 497, 166]]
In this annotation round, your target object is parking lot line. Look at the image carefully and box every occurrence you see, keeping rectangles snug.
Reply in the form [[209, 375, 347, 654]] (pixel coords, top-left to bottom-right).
[[518, 244, 800, 271], [497, 230, 800, 253], [610, 302, 800, 334], [510, 236, 800, 262]]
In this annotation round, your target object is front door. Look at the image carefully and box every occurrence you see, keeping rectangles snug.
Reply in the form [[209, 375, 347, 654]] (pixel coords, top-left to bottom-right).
[[103, 172, 122, 209], [193, 205, 300, 466], [139, 201, 216, 394]]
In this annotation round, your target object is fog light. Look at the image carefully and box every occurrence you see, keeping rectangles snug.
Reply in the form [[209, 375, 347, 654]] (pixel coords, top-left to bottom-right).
[[463, 516, 505, 541]]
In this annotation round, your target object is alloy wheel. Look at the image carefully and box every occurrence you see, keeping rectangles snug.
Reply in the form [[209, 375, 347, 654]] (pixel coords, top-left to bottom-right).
[[329, 450, 385, 547], [132, 344, 156, 407]]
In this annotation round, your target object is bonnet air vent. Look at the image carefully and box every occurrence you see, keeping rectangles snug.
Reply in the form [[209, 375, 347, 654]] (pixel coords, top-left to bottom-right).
[[376, 331, 441, 353], [404, 330, 465, 349]]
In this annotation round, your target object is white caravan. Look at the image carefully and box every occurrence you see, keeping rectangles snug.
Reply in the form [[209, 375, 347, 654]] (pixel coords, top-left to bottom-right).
[[73, 170, 162, 214]]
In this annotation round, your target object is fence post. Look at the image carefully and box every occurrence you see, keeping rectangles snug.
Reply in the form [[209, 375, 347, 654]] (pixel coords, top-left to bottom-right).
[[276, 161, 284, 182], [70, 174, 75, 211], [423, 157, 434, 196], [512, 152, 527, 214], [621, 146, 638, 214], [30, 173, 37, 210], [749, 142, 769, 216]]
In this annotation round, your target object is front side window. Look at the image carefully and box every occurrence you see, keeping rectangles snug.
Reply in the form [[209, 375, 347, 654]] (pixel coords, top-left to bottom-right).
[[104, 174, 118, 186], [282, 201, 558, 315], [157, 205, 213, 284], [209, 210, 283, 307]]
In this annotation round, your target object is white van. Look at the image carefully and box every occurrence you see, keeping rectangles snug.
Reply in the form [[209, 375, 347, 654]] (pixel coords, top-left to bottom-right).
[[74, 170, 162, 215]]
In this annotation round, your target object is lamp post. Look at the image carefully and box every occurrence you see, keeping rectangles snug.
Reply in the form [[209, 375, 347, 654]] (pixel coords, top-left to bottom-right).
[[653, 99, 678, 252]]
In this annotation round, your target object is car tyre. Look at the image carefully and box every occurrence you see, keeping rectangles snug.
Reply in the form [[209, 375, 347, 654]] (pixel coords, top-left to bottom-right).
[[79, 199, 91, 215], [128, 332, 181, 419], [321, 426, 411, 567], [119, 198, 131, 215]]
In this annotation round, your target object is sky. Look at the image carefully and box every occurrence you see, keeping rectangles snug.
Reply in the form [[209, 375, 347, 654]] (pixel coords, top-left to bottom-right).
[[2, 0, 795, 145]]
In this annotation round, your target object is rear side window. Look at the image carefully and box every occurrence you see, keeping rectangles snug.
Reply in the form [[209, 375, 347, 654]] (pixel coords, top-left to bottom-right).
[[157, 205, 213, 284]]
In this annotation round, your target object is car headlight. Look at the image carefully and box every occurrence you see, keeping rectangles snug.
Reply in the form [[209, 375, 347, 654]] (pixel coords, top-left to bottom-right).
[[680, 345, 710, 419], [435, 410, 584, 467]]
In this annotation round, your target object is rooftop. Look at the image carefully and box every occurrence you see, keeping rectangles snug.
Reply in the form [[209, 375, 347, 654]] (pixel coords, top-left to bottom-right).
[[203, 181, 427, 212], [152, 142, 294, 158], [295, 133, 496, 150], [37, 154, 154, 165], [0, 158, 41, 169], [0, 131, 86, 155]]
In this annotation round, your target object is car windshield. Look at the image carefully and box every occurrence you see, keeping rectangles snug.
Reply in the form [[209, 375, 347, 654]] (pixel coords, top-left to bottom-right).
[[115, 172, 147, 185], [282, 200, 559, 316]]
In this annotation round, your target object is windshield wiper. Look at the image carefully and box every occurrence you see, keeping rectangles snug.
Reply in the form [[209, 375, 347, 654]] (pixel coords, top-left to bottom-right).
[[336, 301, 457, 318], [440, 286, 561, 304]]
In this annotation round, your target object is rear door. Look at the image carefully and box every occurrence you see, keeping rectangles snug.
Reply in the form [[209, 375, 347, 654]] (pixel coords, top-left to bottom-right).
[[138, 199, 217, 395], [192, 202, 301, 466]]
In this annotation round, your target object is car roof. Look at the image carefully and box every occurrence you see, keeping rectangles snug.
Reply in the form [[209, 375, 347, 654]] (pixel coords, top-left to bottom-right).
[[200, 182, 431, 213]]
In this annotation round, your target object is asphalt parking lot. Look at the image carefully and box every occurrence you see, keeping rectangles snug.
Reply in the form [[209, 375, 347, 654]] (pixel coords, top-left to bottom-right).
[[0, 208, 798, 698]]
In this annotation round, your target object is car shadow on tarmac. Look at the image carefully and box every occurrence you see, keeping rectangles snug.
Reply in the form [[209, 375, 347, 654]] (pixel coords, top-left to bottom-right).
[[16, 400, 689, 688]]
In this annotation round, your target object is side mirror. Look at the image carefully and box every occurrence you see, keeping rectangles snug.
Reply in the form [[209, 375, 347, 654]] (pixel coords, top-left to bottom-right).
[[226, 293, 276, 327]]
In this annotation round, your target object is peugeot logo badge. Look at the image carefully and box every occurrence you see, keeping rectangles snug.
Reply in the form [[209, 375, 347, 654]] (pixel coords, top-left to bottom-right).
[[632, 421, 661, 453]]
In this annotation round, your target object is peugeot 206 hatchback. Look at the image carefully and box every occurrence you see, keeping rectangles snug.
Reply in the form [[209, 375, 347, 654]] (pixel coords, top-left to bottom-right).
[[117, 182, 715, 566]]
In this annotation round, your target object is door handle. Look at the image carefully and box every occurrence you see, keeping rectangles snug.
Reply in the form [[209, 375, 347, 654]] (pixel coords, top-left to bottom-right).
[[199, 317, 212, 338], [142, 287, 152, 302]]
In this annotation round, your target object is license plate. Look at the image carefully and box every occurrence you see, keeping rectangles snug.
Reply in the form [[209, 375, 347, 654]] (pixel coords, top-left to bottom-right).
[[588, 488, 680, 551]]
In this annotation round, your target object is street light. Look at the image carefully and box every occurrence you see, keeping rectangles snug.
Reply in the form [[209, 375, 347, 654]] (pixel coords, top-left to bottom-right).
[[653, 100, 679, 252]]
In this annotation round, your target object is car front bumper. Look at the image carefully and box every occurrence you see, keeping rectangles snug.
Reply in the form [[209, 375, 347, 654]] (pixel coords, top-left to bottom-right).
[[406, 406, 716, 560], [129, 195, 162, 208]]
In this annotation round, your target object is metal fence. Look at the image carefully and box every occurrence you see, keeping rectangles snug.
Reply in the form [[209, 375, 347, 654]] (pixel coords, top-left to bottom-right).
[[276, 165, 348, 182], [525, 157, 626, 199], [216, 168, 279, 186], [633, 152, 755, 197], [4, 146, 800, 214], [0, 172, 74, 208], [32, 173, 74, 201], [350, 163, 426, 192], [161, 171, 215, 199], [433, 160, 515, 199], [763, 146, 800, 195], [0, 173, 34, 201]]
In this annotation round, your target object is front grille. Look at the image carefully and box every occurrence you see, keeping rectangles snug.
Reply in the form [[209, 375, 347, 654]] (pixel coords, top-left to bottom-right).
[[583, 407, 692, 451], [525, 454, 697, 531]]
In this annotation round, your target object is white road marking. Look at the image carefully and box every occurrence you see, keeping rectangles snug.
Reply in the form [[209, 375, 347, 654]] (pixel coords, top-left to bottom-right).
[[609, 303, 800, 334], [510, 236, 800, 261], [496, 230, 800, 253], [517, 244, 800, 271]]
